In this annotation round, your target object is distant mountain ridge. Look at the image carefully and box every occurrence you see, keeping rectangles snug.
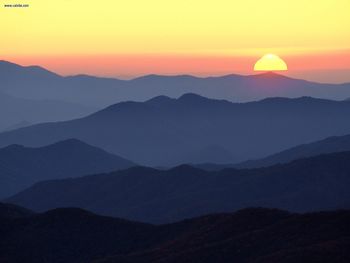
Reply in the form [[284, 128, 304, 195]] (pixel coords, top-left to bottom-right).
[[196, 133, 350, 170], [236, 134, 350, 168], [1, 94, 350, 165], [1, 205, 349, 263], [0, 139, 135, 198], [7, 151, 350, 223], [2, 60, 350, 108]]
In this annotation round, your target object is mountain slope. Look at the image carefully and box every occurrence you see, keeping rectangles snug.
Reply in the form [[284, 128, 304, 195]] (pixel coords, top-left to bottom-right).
[[0, 202, 34, 219], [0, 139, 135, 198], [2, 60, 350, 108], [0, 91, 95, 131], [196, 133, 350, 170], [0, 208, 158, 263], [1, 95, 350, 166], [7, 151, 350, 223], [99, 209, 350, 263], [0, 206, 349, 263], [236, 134, 350, 168]]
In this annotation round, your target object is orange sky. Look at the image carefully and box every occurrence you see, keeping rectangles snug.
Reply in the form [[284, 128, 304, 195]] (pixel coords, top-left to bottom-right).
[[3, 51, 349, 83], [1, 0, 350, 83]]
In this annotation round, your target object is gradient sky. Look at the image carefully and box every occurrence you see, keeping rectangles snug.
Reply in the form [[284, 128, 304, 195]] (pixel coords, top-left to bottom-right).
[[1, 0, 350, 82]]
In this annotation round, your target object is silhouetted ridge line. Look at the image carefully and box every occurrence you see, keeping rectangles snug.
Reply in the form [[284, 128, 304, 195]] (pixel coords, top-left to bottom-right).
[[1, 206, 349, 263], [2, 93, 350, 166], [0, 202, 35, 218], [234, 133, 350, 169], [1, 59, 350, 110], [7, 150, 350, 223], [0, 139, 136, 198]]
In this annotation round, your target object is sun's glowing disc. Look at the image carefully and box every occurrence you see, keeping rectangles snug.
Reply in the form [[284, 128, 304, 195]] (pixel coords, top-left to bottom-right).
[[254, 54, 288, 71]]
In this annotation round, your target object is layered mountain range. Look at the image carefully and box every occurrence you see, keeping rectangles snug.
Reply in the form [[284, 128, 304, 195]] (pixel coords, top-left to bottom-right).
[[2, 59, 350, 263], [6, 151, 350, 223], [2, 60, 350, 108], [1, 94, 350, 166], [198, 133, 350, 170], [0, 204, 349, 263], [0, 139, 135, 198]]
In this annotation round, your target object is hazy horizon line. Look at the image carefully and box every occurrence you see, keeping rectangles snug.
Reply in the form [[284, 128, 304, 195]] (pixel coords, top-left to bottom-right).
[[1, 59, 350, 85]]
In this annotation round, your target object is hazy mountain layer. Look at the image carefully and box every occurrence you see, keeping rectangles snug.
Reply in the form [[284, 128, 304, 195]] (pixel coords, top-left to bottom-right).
[[2, 60, 350, 108], [197, 133, 350, 170], [0, 90, 95, 131], [0, 139, 135, 198], [1, 95, 350, 165], [7, 151, 350, 223]]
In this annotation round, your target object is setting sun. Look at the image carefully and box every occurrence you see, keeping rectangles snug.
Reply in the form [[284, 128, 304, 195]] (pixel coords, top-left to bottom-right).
[[254, 54, 288, 71]]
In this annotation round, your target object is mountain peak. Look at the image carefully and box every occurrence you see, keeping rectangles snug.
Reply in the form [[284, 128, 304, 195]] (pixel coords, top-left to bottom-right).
[[39, 138, 101, 152], [251, 71, 314, 84], [0, 60, 13, 64], [0, 139, 136, 199], [0, 60, 60, 77], [257, 96, 330, 104], [169, 164, 204, 173], [132, 74, 198, 82], [178, 93, 210, 102], [146, 95, 174, 105], [0, 60, 23, 70]]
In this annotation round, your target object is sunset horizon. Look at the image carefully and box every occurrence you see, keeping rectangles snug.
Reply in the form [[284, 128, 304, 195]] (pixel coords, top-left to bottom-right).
[[2, 1, 350, 262], [1, 0, 349, 83], [2, 51, 350, 84]]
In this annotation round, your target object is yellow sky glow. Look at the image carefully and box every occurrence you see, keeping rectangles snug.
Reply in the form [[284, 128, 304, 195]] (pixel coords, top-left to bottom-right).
[[0, 0, 349, 82], [1, 0, 350, 55]]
